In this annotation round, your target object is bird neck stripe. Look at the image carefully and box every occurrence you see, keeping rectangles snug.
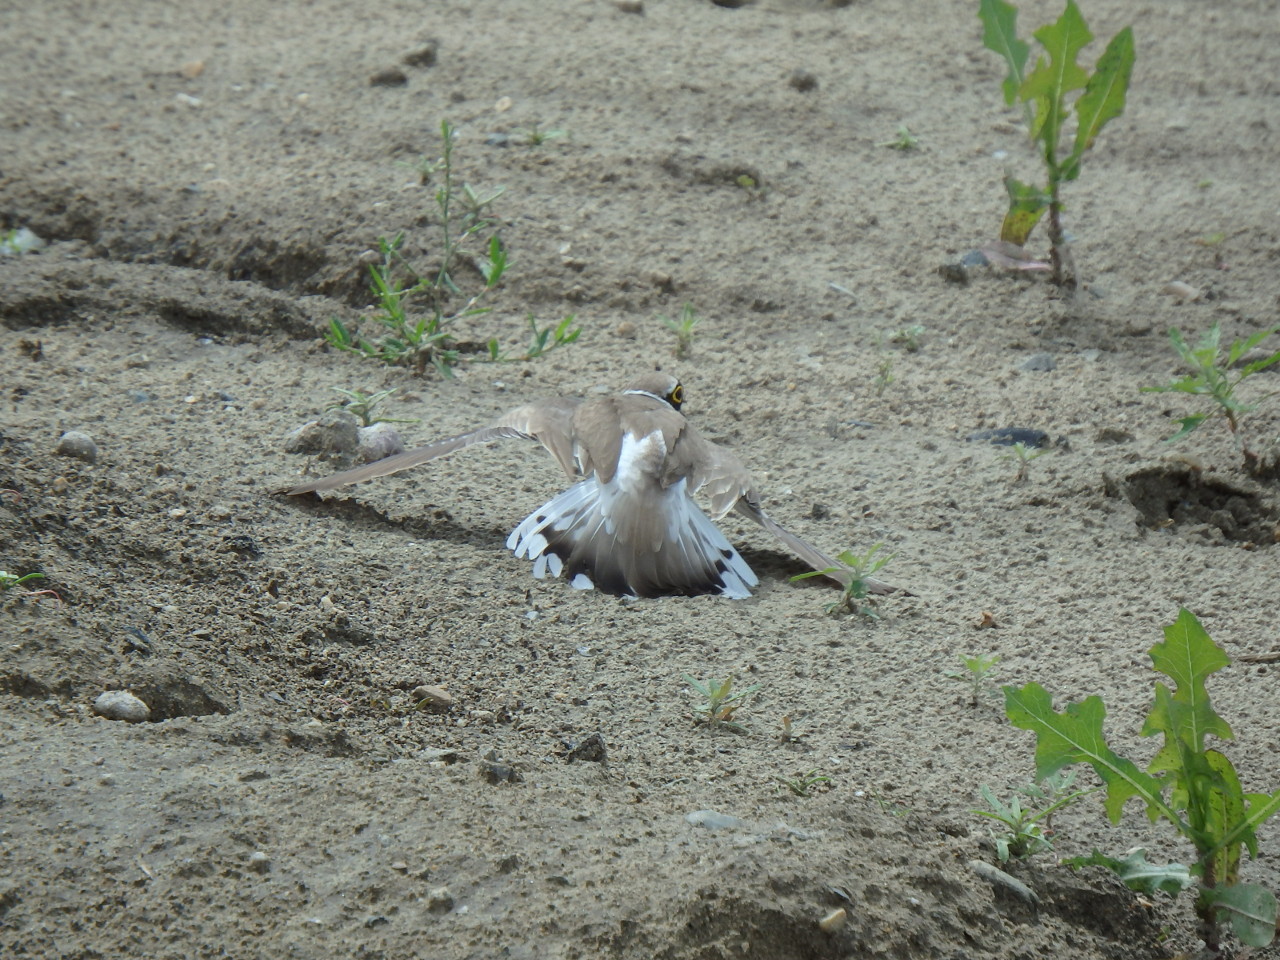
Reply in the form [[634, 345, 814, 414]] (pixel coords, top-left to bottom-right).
[[623, 389, 664, 403]]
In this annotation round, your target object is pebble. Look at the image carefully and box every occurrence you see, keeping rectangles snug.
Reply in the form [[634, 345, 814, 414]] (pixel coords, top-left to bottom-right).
[[56, 430, 98, 463], [411, 685, 454, 713], [369, 67, 408, 87], [401, 39, 438, 68], [788, 69, 818, 92], [1163, 280, 1201, 301], [614, 321, 637, 339], [685, 809, 748, 830], [248, 851, 271, 874], [284, 413, 359, 457], [426, 886, 454, 914], [358, 423, 405, 463], [818, 908, 847, 933], [1019, 353, 1056, 372], [93, 690, 151, 723], [565, 733, 607, 763]]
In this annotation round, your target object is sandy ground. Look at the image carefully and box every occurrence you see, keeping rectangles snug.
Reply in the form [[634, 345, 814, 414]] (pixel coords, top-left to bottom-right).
[[3, 1, 1280, 957]]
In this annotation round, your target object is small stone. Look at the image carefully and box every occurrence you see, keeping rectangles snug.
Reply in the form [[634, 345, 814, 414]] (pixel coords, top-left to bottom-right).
[[358, 423, 405, 463], [390, 861, 409, 873], [614, 321, 637, 339], [565, 733, 607, 763], [369, 67, 408, 87], [685, 809, 748, 830], [426, 886, 454, 914], [93, 690, 151, 723], [56, 431, 98, 463], [1020, 353, 1056, 372], [411, 685, 455, 713], [1162, 280, 1201, 301], [401, 39, 438, 68], [613, 0, 644, 12], [180, 60, 205, 79], [247, 851, 271, 874], [788, 69, 818, 92], [818, 908, 847, 933], [284, 412, 359, 458]]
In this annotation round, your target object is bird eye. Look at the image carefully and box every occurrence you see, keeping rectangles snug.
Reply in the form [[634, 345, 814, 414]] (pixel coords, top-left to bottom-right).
[[669, 384, 684, 408]]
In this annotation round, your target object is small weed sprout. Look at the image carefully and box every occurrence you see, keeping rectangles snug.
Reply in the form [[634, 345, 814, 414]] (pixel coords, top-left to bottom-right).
[[1141, 321, 1280, 472], [978, 0, 1135, 289], [877, 125, 920, 151], [887, 324, 926, 353], [791, 544, 892, 618], [774, 768, 833, 797], [947, 653, 1001, 705], [659, 303, 701, 359], [483, 314, 582, 364], [0, 570, 59, 603], [683, 674, 761, 734], [999, 440, 1047, 482], [523, 122, 566, 147], [328, 120, 576, 376], [975, 772, 1094, 861], [873, 356, 895, 397], [326, 388, 419, 427]]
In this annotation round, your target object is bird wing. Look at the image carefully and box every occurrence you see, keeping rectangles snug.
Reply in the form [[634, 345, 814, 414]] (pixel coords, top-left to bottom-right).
[[286, 396, 582, 495]]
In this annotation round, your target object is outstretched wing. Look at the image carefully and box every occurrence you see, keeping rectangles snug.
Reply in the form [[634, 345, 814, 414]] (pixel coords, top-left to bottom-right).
[[673, 426, 899, 595], [286, 396, 582, 495]]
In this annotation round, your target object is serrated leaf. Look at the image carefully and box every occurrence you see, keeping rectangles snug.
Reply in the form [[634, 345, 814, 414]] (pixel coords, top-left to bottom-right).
[[1201, 883, 1279, 947], [1142, 608, 1233, 757], [1003, 683, 1167, 823], [1063, 26, 1134, 181], [978, 0, 1030, 106], [1019, 0, 1092, 156], [1066, 847, 1193, 896], [1000, 176, 1049, 245]]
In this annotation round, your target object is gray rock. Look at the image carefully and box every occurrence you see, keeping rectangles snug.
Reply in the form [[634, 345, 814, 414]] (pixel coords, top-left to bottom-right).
[[93, 690, 151, 723], [357, 422, 405, 463], [1020, 353, 1057, 372], [284, 412, 359, 457], [685, 809, 748, 830], [56, 430, 98, 463], [247, 851, 271, 874]]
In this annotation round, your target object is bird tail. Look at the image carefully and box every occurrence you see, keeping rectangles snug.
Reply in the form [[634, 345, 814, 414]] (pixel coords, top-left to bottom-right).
[[508, 479, 757, 599]]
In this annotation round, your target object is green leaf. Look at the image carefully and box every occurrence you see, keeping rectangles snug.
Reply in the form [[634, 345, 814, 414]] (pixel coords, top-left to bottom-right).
[[1022, 0, 1092, 101], [978, 0, 1030, 106], [1063, 26, 1134, 181], [1003, 683, 1169, 824], [1019, 0, 1092, 159], [1201, 883, 1278, 947], [1065, 848, 1193, 897], [1000, 176, 1049, 245], [1142, 609, 1233, 758]]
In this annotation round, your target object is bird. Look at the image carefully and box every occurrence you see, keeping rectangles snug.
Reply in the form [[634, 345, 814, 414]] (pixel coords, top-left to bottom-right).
[[286, 372, 891, 600]]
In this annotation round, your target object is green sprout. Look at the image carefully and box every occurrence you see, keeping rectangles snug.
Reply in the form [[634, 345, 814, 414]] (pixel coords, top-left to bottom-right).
[[975, 771, 1094, 861], [658, 303, 701, 359], [523, 122, 566, 147], [774, 768, 833, 797], [946, 653, 1001, 705], [325, 388, 419, 427], [999, 440, 1048, 482], [791, 544, 892, 618], [978, 0, 1135, 289], [1141, 321, 1280, 472], [876, 125, 920, 151], [683, 674, 762, 734]]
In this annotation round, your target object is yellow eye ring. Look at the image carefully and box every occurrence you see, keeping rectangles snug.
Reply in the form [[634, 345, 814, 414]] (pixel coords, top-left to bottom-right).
[[669, 384, 684, 407]]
